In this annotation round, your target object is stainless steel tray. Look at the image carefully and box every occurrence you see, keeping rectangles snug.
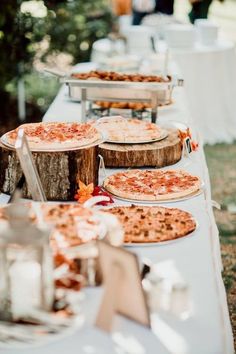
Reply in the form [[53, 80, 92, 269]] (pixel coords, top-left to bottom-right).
[[44, 69, 183, 123], [61, 76, 183, 102], [68, 85, 172, 105], [63, 78, 181, 124]]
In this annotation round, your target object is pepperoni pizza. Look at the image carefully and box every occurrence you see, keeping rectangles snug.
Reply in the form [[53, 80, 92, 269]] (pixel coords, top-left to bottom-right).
[[2, 122, 101, 150], [103, 169, 201, 201]]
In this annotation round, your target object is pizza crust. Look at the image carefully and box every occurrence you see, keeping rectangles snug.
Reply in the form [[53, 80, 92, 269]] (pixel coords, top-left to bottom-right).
[[103, 169, 201, 201]]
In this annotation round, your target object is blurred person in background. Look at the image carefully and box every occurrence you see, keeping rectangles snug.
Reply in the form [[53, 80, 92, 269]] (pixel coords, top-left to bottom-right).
[[132, 0, 175, 25], [112, 0, 132, 16], [189, 0, 224, 24]]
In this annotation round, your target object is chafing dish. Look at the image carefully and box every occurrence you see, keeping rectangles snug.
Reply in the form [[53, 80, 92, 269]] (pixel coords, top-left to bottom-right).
[[61, 76, 183, 123], [44, 69, 183, 123]]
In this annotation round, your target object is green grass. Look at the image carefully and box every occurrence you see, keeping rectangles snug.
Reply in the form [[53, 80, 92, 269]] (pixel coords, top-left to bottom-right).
[[204, 143, 236, 243], [204, 143, 236, 347]]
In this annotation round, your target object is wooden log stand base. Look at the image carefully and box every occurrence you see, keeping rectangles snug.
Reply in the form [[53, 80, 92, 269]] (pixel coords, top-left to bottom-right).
[[0, 143, 99, 201], [98, 128, 182, 168]]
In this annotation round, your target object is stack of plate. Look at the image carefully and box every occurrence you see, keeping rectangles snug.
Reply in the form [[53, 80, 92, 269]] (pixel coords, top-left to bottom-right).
[[195, 19, 218, 46], [142, 13, 180, 40], [90, 38, 126, 64], [98, 55, 141, 72], [122, 25, 155, 55], [165, 24, 196, 49]]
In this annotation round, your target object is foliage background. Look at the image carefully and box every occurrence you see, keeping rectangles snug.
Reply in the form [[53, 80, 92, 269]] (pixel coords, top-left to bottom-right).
[[0, 0, 112, 129]]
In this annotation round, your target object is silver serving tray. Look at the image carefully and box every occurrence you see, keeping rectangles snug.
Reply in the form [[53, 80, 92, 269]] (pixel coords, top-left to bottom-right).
[[44, 69, 183, 122], [61, 76, 183, 103]]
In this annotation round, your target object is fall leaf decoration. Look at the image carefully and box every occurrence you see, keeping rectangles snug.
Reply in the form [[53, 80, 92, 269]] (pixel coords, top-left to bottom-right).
[[74, 181, 114, 206], [178, 128, 199, 152], [191, 141, 199, 151], [92, 186, 114, 206], [178, 127, 191, 141], [74, 181, 94, 203]]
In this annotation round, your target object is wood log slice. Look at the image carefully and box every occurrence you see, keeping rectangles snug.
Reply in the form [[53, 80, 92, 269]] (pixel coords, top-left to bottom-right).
[[98, 128, 182, 168], [0, 143, 99, 201]]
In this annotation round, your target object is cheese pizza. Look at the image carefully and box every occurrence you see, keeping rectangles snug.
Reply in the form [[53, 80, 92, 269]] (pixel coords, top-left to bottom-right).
[[96, 116, 164, 143], [103, 169, 201, 201], [103, 205, 196, 243]]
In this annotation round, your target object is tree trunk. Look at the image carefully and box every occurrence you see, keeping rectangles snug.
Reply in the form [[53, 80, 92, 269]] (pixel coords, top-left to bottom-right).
[[0, 143, 99, 201], [98, 128, 182, 168]]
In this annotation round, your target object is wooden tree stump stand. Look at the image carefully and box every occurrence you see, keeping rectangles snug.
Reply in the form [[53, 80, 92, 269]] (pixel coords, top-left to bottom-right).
[[0, 143, 99, 201], [98, 128, 182, 168]]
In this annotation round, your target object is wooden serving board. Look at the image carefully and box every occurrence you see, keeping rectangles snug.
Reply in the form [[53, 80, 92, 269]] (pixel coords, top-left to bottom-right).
[[0, 143, 99, 201], [98, 128, 182, 168]]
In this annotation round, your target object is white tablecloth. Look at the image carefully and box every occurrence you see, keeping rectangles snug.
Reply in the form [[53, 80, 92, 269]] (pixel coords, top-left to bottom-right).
[[171, 40, 236, 145], [0, 83, 233, 353]]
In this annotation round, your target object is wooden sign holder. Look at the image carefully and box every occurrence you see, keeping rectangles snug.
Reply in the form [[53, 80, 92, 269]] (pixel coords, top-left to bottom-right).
[[95, 241, 150, 332], [15, 129, 46, 202]]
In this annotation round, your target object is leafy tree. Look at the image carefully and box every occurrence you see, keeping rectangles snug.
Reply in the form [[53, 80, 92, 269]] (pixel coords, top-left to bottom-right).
[[0, 0, 113, 126], [0, 1, 47, 122], [44, 0, 113, 63]]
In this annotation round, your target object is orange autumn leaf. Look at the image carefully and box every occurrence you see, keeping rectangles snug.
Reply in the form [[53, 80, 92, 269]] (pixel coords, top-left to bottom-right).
[[74, 181, 94, 204], [178, 129, 199, 152], [78, 181, 94, 194], [178, 128, 192, 142]]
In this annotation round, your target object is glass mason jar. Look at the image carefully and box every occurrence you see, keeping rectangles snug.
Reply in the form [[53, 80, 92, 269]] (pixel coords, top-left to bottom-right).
[[0, 203, 54, 321]]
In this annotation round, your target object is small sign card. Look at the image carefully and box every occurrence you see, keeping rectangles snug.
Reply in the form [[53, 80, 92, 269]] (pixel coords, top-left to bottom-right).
[[15, 129, 47, 202], [95, 241, 150, 332], [184, 137, 192, 155], [181, 137, 192, 160]]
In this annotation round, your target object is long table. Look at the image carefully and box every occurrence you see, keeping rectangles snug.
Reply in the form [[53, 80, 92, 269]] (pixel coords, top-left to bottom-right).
[[0, 83, 234, 353]]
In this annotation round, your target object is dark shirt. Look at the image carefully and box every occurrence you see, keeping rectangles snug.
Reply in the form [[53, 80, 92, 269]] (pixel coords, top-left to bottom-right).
[[132, 0, 174, 25], [155, 0, 174, 15], [188, 0, 213, 24]]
